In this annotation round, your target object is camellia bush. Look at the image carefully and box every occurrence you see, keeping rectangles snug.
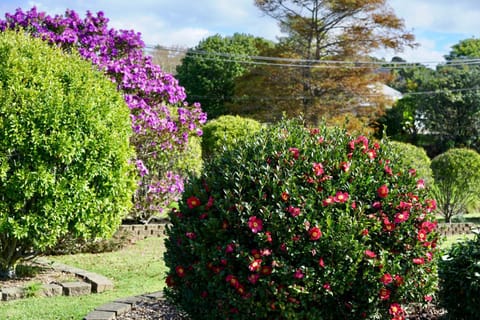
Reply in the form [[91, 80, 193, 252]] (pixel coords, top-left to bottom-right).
[[164, 119, 439, 320], [430, 148, 480, 222], [201, 115, 262, 159], [0, 7, 207, 222], [0, 31, 136, 277]]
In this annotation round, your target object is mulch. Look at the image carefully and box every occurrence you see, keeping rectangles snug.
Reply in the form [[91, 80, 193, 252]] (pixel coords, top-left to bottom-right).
[[116, 299, 448, 320]]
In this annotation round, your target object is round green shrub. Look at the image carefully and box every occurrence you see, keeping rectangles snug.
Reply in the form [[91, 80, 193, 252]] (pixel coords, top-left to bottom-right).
[[388, 141, 433, 187], [439, 233, 480, 318], [0, 31, 136, 276], [201, 115, 262, 159], [164, 119, 439, 320], [430, 148, 480, 221]]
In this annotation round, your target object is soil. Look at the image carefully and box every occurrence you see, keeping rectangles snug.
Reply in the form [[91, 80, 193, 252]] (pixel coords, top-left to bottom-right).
[[0, 262, 76, 290]]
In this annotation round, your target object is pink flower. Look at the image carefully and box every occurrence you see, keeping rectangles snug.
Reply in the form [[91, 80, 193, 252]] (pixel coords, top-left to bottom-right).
[[417, 229, 428, 242], [366, 149, 376, 159], [318, 258, 325, 268], [226, 275, 240, 288], [380, 273, 393, 285], [322, 196, 335, 206], [389, 303, 403, 315], [294, 269, 304, 279], [289, 147, 300, 159], [425, 199, 437, 212], [394, 211, 410, 223], [249, 259, 262, 272], [313, 162, 324, 176], [413, 257, 425, 265], [364, 250, 376, 259], [340, 161, 351, 172], [185, 232, 197, 239], [424, 295, 433, 302], [394, 275, 404, 286], [248, 216, 263, 233], [225, 243, 235, 254], [379, 288, 391, 300], [248, 273, 260, 284], [334, 191, 349, 203], [288, 206, 301, 217], [323, 283, 331, 291], [417, 179, 425, 189], [377, 185, 389, 198], [309, 226, 322, 240]]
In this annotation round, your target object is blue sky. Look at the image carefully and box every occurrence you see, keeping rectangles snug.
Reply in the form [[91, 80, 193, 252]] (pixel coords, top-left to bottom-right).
[[0, 0, 479, 63]]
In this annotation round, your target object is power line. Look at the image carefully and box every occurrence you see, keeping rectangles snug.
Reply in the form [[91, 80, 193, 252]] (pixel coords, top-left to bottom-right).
[[145, 44, 480, 69]]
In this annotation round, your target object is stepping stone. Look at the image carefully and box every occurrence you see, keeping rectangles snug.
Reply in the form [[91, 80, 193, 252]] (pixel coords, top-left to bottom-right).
[[96, 302, 131, 315], [1, 287, 25, 301], [41, 283, 63, 297], [83, 310, 116, 320], [61, 281, 91, 296]]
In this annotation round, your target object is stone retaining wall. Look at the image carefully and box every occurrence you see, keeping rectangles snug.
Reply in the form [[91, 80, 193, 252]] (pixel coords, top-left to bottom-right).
[[117, 222, 476, 241]]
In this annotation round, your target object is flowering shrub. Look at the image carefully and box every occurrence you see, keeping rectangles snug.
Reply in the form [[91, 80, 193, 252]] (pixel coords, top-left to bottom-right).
[[0, 7, 207, 222], [164, 119, 439, 319], [389, 141, 433, 187]]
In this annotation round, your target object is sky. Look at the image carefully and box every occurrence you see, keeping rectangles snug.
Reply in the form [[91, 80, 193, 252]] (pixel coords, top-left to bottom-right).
[[0, 0, 479, 64]]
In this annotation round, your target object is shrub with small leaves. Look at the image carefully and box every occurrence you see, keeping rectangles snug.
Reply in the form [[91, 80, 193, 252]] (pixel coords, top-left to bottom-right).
[[201, 115, 262, 159], [389, 141, 433, 187], [430, 148, 480, 222], [164, 119, 439, 320], [439, 232, 480, 319]]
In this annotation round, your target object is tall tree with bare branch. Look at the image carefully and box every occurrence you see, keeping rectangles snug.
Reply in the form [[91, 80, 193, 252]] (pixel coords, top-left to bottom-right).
[[230, 0, 415, 125]]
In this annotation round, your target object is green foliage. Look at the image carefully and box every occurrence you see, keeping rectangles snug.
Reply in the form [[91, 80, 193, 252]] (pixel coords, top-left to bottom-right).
[[445, 37, 480, 60], [430, 148, 480, 222], [172, 135, 203, 178], [388, 141, 433, 186], [0, 31, 136, 276], [201, 115, 262, 159], [176, 33, 271, 118], [438, 232, 480, 318], [164, 119, 438, 320]]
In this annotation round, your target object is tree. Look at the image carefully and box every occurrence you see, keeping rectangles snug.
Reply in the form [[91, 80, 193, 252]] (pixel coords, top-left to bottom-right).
[[0, 31, 136, 277], [176, 33, 273, 119], [232, 0, 415, 125], [413, 65, 480, 154], [444, 37, 480, 60]]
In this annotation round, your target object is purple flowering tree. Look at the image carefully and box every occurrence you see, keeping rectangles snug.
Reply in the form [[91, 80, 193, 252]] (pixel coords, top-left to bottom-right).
[[0, 7, 207, 222]]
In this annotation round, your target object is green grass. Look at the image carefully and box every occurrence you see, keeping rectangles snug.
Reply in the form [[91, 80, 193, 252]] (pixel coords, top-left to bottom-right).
[[440, 233, 476, 250], [0, 237, 167, 320]]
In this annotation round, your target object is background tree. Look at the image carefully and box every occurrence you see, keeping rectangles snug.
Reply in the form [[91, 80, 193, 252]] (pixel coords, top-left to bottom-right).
[[231, 0, 415, 125], [176, 33, 273, 119], [444, 37, 480, 60]]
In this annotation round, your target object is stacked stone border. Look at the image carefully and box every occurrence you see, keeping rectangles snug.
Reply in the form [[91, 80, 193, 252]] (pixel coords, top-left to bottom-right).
[[1, 258, 113, 301], [118, 221, 475, 240], [83, 291, 165, 320]]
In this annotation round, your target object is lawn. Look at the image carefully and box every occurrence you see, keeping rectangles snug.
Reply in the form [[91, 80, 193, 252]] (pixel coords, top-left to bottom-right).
[[0, 237, 167, 320]]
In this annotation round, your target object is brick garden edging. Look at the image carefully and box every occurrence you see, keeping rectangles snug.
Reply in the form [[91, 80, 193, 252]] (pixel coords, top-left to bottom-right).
[[0, 258, 113, 301]]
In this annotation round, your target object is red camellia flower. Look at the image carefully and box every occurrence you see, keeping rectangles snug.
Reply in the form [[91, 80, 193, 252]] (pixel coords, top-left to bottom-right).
[[340, 161, 351, 172], [281, 192, 290, 201], [175, 265, 186, 278], [312, 162, 324, 176], [394, 211, 410, 224], [186, 196, 201, 209], [417, 229, 428, 242], [289, 147, 300, 159], [377, 185, 389, 198], [322, 196, 334, 206], [249, 259, 262, 272], [185, 232, 197, 239], [366, 149, 376, 159], [323, 283, 331, 291], [334, 191, 349, 203], [380, 273, 393, 285], [226, 274, 240, 288], [413, 257, 425, 265], [379, 288, 391, 300], [364, 250, 377, 259], [166, 275, 176, 287], [248, 216, 263, 233], [260, 265, 272, 276], [389, 303, 403, 315], [309, 226, 322, 240], [318, 257, 325, 268], [294, 269, 304, 279], [288, 206, 301, 217], [248, 273, 260, 284], [394, 275, 404, 286]]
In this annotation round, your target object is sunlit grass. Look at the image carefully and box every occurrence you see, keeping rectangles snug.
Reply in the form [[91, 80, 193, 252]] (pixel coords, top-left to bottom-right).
[[0, 237, 167, 320]]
